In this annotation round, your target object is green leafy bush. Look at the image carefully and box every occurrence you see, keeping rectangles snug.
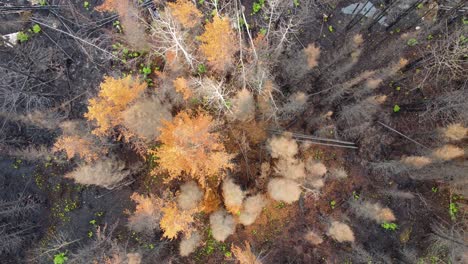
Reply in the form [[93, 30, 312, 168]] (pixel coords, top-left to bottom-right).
[[252, 0, 265, 14], [381, 222, 398, 231], [54, 252, 68, 264], [32, 24, 42, 34], [17, 32, 29, 43], [407, 38, 418, 46]]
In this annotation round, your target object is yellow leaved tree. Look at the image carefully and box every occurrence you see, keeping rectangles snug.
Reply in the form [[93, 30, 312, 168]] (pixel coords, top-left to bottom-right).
[[167, 0, 203, 28], [159, 202, 196, 240], [85, 76, 147, 136], [198, 15, 238, 72], [150, 110, 233, 188]]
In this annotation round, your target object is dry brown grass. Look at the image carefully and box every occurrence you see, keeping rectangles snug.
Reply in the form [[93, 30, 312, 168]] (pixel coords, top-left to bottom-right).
[[232, 241, 262, 264], [229, 89, 255, 122], [267, 178, 301, 204], [122, 97, 172, 141], [432, 144, 465, 161], [274, 157, 306, 180], [328, 221, 355, 242], [267, 133, 298, 160], [401, 156, 432, 168], [304, 231, 323, 245], [239, 194, 268, 226], [441, 123, 467, 141], [65, 158, 130, 189], [210, 209, 236, 242], [222, 178, 245, 215], [177, 181, 203, 211], [353, 34, 364, 47], [350, 200, 396, 224], [179, 232, 201, 256], [304, 43, 321, 69]]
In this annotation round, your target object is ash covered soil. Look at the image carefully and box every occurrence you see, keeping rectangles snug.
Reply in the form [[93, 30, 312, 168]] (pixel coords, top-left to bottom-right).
[[0, 0, 466, 263]]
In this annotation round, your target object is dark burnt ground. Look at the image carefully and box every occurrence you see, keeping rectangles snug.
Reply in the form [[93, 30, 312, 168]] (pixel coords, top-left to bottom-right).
[[1, 0, 466, 263], [233, 0, 464, 263], [0, 0, 132, 262], [0, 1, 113, 147], [0, 0, 180, 262], [0, 158, 47, 263]]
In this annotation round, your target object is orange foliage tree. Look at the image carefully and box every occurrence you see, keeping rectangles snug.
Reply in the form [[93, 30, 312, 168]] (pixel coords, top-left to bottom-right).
[[85, 76, 147, 136], [159, 202, 195, 240], [53, 135, 105, 162], [127, 193, 164, 234], [173, 77, 192, 100], [167, 0, 203, 28], [150, 110, 233, 188], [198, 15, 238, 71]]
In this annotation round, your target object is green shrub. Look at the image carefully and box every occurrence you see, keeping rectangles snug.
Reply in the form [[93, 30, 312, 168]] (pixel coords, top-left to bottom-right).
[[381, 222, 398, 231], [53, 252, 68, 264], [17, 32, 29, 43]]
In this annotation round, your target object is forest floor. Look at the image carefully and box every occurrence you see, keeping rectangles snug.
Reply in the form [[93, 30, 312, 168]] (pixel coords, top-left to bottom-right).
[[0, 0, 466, 263]]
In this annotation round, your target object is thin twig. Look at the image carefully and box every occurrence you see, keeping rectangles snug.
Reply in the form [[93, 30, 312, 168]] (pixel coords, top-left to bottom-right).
[[239, 0, 257, 61], [41, 30, 74, 61], [294, 139, 358, 149], [38, 239, 81, 257], [94, 179, 135, 199], [30, 19, 117, 59], [269, 129, 356, 145], [377, 121, 430, 150], [235, 0, 247, 89], [0, 64, 58, 89]]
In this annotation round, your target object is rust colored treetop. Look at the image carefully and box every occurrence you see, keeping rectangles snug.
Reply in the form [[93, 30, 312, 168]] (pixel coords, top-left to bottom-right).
[[167, 0, 203, 28], [199, 15, 238, 72], [85, 75, 147, 136], [151, 110, 233, 188]]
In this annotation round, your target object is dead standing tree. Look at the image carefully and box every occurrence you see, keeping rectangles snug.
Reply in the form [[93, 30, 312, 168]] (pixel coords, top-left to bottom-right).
[[0, 196, 40, 256]]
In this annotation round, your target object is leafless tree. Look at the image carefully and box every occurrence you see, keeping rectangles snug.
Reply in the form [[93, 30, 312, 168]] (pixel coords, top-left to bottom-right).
[[67, 224, 127, 263], [422, 89, 468, 124], [65, 223, 168, 264], [0, 196, 40, 255], [263, 0, 309, 56], [0, 40, 60, 115], [192, 77, 233, 115], [29, 231, 80, 264], [149, 9, 197, 69], [428, 221, 467, 263], [420, 26, 468, 89]]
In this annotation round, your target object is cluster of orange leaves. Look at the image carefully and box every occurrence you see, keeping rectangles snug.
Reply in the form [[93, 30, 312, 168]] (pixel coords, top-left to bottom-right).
[[95, 0, 117, 12], [173, 77, 192, 100], [53, 135, 105, 162], [199, 15, 238, 72], [129, 192, 164, 220], [159, 202, 196, 240], [85, 76, 147, 136], [84, 0, 252, 245], [167, 0, 203, 28], [149, 110, 233, 188]]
